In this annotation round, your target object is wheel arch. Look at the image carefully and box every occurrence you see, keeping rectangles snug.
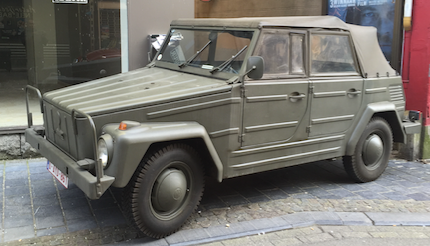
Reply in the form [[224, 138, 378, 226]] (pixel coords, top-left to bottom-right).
[[145, 138, 220, 181], [345, 102, 405, 156], [372, 111, 404, 143], [103, 122, 223, 187]]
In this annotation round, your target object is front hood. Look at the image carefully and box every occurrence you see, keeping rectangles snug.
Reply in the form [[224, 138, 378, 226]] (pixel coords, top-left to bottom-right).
[[44, 67, 232, 115]]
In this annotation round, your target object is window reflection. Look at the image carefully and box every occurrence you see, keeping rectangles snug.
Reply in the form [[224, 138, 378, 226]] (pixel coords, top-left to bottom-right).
[[0, 0, 122, 128], [311, 34, 357, 74]]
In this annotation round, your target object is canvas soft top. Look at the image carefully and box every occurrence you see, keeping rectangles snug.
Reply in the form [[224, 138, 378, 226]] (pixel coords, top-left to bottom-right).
[[171, 16, 396, 78], [171, 16, 350, 29]]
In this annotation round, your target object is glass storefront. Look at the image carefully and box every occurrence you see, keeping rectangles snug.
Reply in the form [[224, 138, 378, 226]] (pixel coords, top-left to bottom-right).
[[327, 0, 402, 69], [0, 0, 122, 128]]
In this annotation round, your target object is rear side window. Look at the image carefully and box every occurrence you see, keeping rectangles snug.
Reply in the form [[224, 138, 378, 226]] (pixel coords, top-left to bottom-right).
[[254, 29, 305, 78], [311, 34, 357, 74]]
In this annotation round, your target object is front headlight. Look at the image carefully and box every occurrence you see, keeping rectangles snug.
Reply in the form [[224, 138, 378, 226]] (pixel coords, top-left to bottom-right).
[[97, 134, 113, 168]]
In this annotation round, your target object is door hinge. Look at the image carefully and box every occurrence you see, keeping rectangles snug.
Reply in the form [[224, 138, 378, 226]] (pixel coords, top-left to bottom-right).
[[309, 86, 314, 94], [240, 87, 246, 98], [306, 126, 311, 133], [238, 134, 245, 143]]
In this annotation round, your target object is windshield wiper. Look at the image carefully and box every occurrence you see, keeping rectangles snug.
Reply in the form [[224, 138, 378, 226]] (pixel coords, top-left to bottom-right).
[[210, 45, 248, 73], [179, 40, 212, 68]]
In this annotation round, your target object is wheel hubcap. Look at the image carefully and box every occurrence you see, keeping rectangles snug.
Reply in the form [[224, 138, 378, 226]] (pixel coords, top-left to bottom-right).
[[362, 134, 384, 167], [152, 168, 187, 213]]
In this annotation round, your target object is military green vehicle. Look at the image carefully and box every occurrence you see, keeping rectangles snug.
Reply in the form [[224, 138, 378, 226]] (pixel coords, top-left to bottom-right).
[[25, 16, 420, 238]]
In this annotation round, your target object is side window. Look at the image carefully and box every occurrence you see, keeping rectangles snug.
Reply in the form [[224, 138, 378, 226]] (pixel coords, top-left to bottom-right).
[[255, 30, 289, 74], [311, 34, 357, 74], [254, 29, 305, 78]]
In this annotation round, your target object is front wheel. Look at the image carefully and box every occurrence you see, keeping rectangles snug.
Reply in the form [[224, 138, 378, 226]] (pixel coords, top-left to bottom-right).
[[123, 144, 204, 238], [343, 117, 393, 182]]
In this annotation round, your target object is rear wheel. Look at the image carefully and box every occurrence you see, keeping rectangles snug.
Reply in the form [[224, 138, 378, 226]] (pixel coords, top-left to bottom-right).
[[343, 117, 392, 182], [123, 144, 204, 238]]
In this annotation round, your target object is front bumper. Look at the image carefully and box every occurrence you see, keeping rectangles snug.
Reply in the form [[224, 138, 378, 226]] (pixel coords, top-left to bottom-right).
[[25, 128, 115, 199]]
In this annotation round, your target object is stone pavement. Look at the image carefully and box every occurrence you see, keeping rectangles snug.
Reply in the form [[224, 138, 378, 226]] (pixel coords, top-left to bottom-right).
[[0, 157, 430, 245], [200, 224, 430, 246]]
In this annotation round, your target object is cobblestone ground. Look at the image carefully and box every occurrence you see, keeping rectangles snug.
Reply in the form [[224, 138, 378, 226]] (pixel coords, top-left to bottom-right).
[[1, 157, 430, 245], [202, 225, 430, 246]]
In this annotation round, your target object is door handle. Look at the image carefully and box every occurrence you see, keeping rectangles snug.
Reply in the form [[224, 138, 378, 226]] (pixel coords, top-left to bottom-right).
[[289, 93, 306, 102], [347, 89, 361, 97], [290, 94, 306, 99]]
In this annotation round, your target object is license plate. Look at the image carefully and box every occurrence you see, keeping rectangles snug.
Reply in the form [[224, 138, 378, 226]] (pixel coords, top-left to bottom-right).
[[47, 161, 68, 188]]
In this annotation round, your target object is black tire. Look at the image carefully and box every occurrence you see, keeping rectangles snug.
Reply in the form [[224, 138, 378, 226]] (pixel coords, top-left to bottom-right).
[[343, 117, 393, 183], [123, 144, 204, 238]]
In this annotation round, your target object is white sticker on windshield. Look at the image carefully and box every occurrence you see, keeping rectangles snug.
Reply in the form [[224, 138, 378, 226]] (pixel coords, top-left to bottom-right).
[[157, 54, 163, 60], [201, 65, 214, 70]]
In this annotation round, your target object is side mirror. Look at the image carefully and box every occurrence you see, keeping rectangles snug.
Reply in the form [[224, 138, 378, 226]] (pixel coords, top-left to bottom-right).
[[246, 56, 264, 80]]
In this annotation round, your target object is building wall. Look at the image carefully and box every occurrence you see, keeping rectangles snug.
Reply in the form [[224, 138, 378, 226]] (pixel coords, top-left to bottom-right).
[[127, 0, 194, 70], [402, 0, 430, 120], [402, 0, 430, 158], [195, 0, 327, 18]]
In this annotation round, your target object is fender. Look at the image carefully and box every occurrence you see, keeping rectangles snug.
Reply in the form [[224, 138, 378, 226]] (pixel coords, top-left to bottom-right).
[[101, 121, 223, 187], [345, 102, 405, 156]]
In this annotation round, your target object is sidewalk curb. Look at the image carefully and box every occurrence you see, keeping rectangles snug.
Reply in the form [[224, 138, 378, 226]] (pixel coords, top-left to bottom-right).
[[116, 211, 430, 246]]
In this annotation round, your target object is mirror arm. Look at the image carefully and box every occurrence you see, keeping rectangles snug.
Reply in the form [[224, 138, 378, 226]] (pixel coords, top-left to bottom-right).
[[244, 65, 256, 77]]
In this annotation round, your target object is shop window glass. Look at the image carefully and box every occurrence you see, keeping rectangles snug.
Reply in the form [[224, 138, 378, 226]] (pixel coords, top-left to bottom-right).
[[0, 0, 123, 128]]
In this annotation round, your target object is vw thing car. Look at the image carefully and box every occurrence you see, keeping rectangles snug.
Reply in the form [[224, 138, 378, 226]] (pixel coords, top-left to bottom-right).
[[25, 16, 420, 238]]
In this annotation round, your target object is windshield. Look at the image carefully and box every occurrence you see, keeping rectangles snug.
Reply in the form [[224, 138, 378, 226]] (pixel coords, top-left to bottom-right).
[[157, 29, 254, 74]]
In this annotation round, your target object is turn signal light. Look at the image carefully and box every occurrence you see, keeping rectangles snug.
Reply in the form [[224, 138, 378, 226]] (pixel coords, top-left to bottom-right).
[[118, 121, 141, 130], [119, 122, 127, 130]]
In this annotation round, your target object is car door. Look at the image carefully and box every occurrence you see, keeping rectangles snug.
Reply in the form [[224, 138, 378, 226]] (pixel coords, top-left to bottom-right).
[[308, 32, 363, 137], [240, 29, 309, 147]]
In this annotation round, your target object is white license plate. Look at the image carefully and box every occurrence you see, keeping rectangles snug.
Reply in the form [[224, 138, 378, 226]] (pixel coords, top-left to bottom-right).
[[47, 161, 69, 188]]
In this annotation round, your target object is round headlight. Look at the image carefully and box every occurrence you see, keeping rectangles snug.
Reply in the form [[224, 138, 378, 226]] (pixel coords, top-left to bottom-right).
[[97, 134, 113, 168]]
